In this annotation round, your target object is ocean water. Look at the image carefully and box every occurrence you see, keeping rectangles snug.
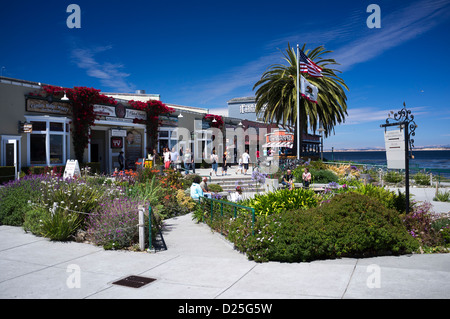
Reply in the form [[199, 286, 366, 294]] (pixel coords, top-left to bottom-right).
[[322, 150, 450, 178]]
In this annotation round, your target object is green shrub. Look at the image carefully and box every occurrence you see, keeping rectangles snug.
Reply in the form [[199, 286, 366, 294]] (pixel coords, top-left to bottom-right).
[[23, 207, 47, 235], [413, 172, 430, 186], [228, 193, 419, 262], [37, 178, 106, 220], [433, 190, 450, 202], [0, 166, 16, 184], [0, 175, 45, 226], [350, 183, 407, 213], [182, 174, 200, 189], [294, 167, 338, 184], [208, 183, 223, 193], [125, 176, 162, 206], [39, 207, 83, 241], [242, 188, 318, 216], [384, 171, 403, 183]]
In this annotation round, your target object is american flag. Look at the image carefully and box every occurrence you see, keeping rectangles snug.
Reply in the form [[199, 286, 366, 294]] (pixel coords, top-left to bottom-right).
[[299, 49, 323, 77]]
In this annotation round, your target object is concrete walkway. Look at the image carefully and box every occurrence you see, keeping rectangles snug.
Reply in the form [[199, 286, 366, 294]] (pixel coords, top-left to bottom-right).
[[1, 210, 450, 299]]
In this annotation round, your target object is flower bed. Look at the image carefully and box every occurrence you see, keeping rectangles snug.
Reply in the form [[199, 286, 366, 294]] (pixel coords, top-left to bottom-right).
[[0, 167, 196, 250]]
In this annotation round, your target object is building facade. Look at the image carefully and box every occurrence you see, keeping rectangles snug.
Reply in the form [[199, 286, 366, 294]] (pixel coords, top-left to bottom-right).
[[227, 96, 323, 158], [0, 77, 215, 175]]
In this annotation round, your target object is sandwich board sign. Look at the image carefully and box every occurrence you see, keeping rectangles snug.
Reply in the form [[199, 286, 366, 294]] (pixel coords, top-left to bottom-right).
[[384, 128, 405, 169], [64, 159, 81, 179]]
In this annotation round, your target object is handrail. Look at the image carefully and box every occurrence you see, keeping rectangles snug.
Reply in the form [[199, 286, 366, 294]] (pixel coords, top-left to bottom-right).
[[198, 196, 256, 236]]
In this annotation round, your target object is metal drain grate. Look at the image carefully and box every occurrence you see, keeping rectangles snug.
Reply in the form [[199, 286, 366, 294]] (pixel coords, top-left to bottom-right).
[[112, 275, 156, 288]]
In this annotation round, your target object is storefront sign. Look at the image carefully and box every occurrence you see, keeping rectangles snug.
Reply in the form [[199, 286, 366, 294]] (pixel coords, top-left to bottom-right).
[[95, 104, 147, 123], [264, 130, 294, 148], [111, 129, 127, 137], [126, 109, 147, 121], [26, 98, 71, 115], [93, 105, 116, 116]]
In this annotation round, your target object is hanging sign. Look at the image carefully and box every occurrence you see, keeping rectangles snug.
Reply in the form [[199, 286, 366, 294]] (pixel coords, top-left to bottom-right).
[[384, 128, 405, 169], [111, 129, 127, 137]]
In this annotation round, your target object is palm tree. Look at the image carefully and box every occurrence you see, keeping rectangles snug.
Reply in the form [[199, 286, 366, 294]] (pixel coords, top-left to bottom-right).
[[253, 43, 348, 154]]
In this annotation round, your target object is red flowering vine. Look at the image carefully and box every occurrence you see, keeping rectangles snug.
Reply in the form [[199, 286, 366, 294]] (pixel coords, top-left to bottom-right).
[[129, 99, 174, 150], [36, 85, 117, 163], [204, 114, 224, 128]]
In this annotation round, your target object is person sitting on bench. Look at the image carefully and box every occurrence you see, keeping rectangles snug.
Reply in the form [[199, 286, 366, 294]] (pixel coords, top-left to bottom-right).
[[281, 169, 294, 190]]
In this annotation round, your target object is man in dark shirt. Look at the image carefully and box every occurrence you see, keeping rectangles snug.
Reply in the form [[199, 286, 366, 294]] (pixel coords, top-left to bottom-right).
[[281, 169, 294, 190]]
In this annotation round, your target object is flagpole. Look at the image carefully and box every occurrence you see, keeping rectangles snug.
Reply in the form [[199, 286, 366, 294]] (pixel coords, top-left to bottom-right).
[[296, 44, 301, 160]]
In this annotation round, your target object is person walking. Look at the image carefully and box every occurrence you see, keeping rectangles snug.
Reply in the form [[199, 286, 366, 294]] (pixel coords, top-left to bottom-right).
[[242, 149, 251, 175], [222, 151, 228, 176], [183, 148, 192, 175], [210, 150, 219, 176], [170, 147, 181, 171], [163, 148, 171, 170], [118, 151, 124, 171], [235, 156, 243, 175]]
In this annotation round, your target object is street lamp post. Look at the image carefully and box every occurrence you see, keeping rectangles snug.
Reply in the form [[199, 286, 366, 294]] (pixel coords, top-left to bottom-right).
[[380, 102, 417, 214], [318, 122, 325, 161]]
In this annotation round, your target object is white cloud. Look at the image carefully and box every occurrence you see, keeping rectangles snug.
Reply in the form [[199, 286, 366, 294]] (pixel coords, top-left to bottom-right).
[[333, 0, 450, 71], [345, 106, 429, 125], [71, 45, 134, 93]]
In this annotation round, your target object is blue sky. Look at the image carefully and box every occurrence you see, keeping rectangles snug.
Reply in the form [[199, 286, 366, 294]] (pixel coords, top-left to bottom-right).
[[1, 0, 449, 150]]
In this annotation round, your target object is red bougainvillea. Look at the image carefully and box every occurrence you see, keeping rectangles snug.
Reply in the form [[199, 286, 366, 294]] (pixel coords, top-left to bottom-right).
[[204, 114, 224, 128], [129, 99, 174, 150], [37, 85, 117, 163], [30, 85, 173, 161]]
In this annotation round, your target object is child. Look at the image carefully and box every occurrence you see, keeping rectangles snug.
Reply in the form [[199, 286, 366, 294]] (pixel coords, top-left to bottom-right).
[[235, 157, 243, 175]]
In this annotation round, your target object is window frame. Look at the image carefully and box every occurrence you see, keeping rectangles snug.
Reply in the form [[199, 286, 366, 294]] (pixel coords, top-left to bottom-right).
[[25, 115, 71, 167]]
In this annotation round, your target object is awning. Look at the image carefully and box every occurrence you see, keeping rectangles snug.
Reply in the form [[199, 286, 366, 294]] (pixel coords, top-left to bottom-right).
[[262, 142, 294, 148]]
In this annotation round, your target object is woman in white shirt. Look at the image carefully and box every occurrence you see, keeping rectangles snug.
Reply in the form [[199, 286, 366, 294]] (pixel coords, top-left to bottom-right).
[[302, 167, 312, 188], [163, 148, 171, 169]]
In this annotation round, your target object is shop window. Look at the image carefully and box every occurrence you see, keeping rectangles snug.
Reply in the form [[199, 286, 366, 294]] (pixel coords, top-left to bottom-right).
[[30, 135, 46, 164], [26, 116, 70, 166], [31, 121, 46, 131], [50, 122, 64, 132], [50, 135, 63, 163]]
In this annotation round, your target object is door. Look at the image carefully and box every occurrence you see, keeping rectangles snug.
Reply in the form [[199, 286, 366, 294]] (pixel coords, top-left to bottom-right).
[[1, 137, 20, 180], [90, 130, 106, 173]]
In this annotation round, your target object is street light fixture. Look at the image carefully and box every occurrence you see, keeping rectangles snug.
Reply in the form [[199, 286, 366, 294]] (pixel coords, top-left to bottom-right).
[[317, 122, 325, 161], [61, 92, 69, 101]]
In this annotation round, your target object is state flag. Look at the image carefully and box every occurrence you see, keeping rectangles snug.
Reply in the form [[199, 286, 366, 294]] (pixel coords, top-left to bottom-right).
[[300, 75, 319, 104]]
